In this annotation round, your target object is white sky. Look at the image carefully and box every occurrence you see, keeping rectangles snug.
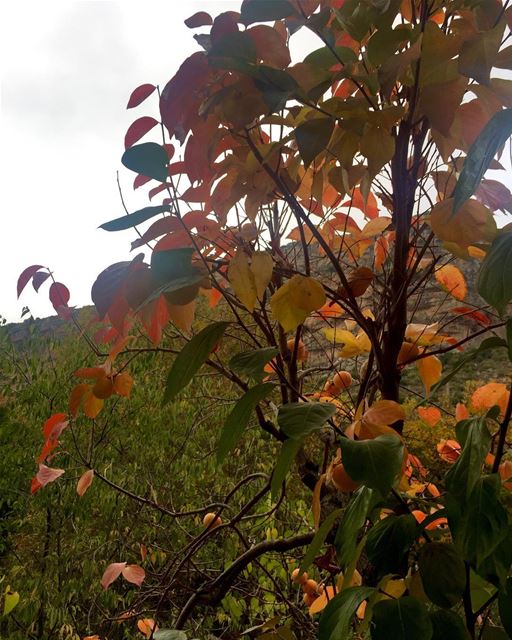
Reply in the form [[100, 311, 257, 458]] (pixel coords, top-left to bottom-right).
[[0, 0, 243, 322]]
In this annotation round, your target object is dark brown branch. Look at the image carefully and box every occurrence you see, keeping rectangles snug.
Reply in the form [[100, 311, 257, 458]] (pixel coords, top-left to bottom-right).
[[174, 532, 315, 629]]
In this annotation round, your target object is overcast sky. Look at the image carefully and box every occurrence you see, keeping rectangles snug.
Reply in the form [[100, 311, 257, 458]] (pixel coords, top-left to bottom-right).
[[0, 0, 243, 322]]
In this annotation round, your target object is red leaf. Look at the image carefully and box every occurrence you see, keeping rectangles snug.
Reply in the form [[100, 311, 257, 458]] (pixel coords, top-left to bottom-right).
[[33, 464, 65, 493], [42, 413, 68, 439], [101, 562, 126, 590], [37, 437, 60, 464], [124, 117, 159, 149], [32, 271, 51, 292], [133, 173, 152, 190], [122, 564, 145, 587], [77, 469, 94, 497], [163, 144, 175, 160], [184, 11, 212, 28], [450, 306, 491, 327], [49, 282, 70, 310], [148, 182, 170, 201], [17, 265, 45, 298], [127, 84, 156, 109]]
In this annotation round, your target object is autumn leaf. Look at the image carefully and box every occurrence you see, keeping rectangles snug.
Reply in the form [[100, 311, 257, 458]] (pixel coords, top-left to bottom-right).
[[430, 198, 497, 249], [31, 464, 65, 495], [113, 372, 134, 397], [437, 439, 461, 463], [270, 275, 325, 332], [228, 250, 273, 312], [416, 354, 442, 396], [101, 562, 127, 590], [76, 469, 94, 497], [434, 264, 467, 301], [122, 564, 146, 587], [417, 406, 441, 427], [471, 382, 509, 415]]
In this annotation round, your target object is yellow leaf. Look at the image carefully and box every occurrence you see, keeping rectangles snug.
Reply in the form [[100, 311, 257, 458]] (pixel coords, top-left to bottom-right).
[[416, 355, 442, 396], [228, 251, 257, 312], [251, 251, 273, 299], [435, 264, 467, 301], [324, 329, 361, 357], [228, 250, 273, 312], [271, 275, 326, 332], [405, 323, 453, 346], [430, 198, 497, 248], [380, 578, 406, 600]]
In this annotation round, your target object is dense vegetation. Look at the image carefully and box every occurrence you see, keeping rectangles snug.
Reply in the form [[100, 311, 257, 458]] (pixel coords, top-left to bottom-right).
[[6, 0, 512, 638]]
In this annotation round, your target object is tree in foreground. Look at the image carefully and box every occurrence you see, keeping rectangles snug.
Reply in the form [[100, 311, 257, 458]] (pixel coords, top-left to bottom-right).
[[15, 0, 512, 638]]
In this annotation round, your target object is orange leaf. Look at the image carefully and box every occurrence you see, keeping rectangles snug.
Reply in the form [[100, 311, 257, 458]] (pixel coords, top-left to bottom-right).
[[69, 383, 91, 418], [435, 264, 467, 301], [362, 400, 405, 427], [74, 367, 108, 380], [137, 619, 158, 638], [309, 585, 338, 614], [77, 469, 94, 497], [416, 354, 442, 396], [455, 402, 470, 421], [416, 406, 441, 427], [113, 372, 134, 397], [436, 439, 461, 463], [471, 383, 509, 415], [83, 389, 104, 419], [315, 301, 344, 318]]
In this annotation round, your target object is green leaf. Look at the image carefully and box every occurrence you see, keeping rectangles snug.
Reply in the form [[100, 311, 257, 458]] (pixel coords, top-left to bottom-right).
[[318, 586, 375, 640], [271, 438, 301, 500], [478, 525, 512, 588], [470, 569, 497, 613], [240, 0, 296, 24], [498, 577, 512, 638], [365, 514, 418, 578], [151, 248, 196, 283], [446, 415, 491, 500], [339, 434, 404, 495], [99, 205, 171, 232], [418, 543, 466, 608], [163, 322, 230, 404], [453, 109, 512, 213], [134, 274, 206, 312], [367, 25, 410, 66], [456, 475, 509, 568], [217, 383, 274, 463], [121, 142, 169, 183], [370, 596, 433, 640], [335, 487, 377, 568], [429, 610, 470, 640], [153, 632, 187, 640], [277, 402, 335, 440], [229, 348, 279, 383], [153, 631, 188, 640], [294, 118, 335, 167], [209, 31, 257, 63], [299, 509, 343, 574], [478, 232, 512, 316], [3, 587, 19, 616], [304, 45, 357, 68], [506, 319, 512, 362]]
